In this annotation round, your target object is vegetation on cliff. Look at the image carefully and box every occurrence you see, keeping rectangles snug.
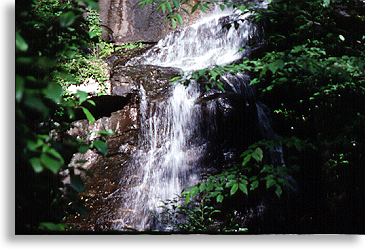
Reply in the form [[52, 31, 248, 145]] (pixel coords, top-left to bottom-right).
[[15, 0, 111, 233]]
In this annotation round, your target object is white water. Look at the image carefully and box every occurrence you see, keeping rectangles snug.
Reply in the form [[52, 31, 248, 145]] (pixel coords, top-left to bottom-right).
[[127, 8, 260, 72], [133, 82, 204, 230], [114, 6, 262, 231]]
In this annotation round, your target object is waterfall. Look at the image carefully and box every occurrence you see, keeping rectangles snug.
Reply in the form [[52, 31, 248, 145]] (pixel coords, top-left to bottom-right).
[[127, 8, 260, 72], [112, 5, 276, 231], [132, 82, 205, 230]]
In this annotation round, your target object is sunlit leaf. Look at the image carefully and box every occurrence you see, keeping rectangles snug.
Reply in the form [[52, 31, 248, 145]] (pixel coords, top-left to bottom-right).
[[216, 194, 224, 203], [252, 147, 263, 162], [92, 139, 108, 156], [81, 107, 95, 124], [16, 31, 28, 52], [30, 157, 43, 173], [43, 82, 63, 103], [59, 11, 77, 28], [239, 183, 248, 195], [175, 14, 183, 26], [76, 90, 88, 104], [230, 183, 239, 195]]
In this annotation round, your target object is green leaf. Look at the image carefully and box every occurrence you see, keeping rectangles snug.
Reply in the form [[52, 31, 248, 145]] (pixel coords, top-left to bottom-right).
[[209, 191, 221, 198], [38, 222, 69, 231], [200, 4, 207, 13], [175, 14, 183, 26], [275, 59, 284, 69], [172, 0, 179, 8], [237, 5, 246, 13], [60, 11, 77, 28], [81, 107, 95, 124], [59, 11, 77, 28], [27, 138, 43, 151], [275, 184, 282, 197], [191, 3, 199, 14], [43, 82, 63, 103], [70, 174, 85, 193], [92, 140, 108, 156], [78, 145, 90, 153], [16, 75, 25, 102], [76, 90, 88, 104], [87, 99, 96, 106], [230, 183, 239, 195], [216, 194, 224, 203], [250, 180, 259, 190], [162, 3, 167, 13], [190, 186, 199, 199], [268, 62, 279, 74], [30, 157, 43, 173], [266, 178, 277, 189], [166, 1, 173, 13], [252, 147, 263, 162], [16, 31, 28, 52], [40, 151, 63, 174], [171, 18, 176, 29], [239, 183, 248, 195], [199, 182, 206, 193], [185, 192, 191, 205], [23, 93, 49, 118], [98, 129, 115, 135]]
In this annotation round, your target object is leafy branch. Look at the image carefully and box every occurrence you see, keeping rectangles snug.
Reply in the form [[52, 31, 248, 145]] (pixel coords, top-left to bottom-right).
[[182, 136, 314, 205]]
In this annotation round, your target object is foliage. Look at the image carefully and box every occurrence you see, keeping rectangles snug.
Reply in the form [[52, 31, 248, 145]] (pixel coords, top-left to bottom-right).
[[152, 194, 248, 232], [184, 137, 307, 201], [15, 0, 113, 233]]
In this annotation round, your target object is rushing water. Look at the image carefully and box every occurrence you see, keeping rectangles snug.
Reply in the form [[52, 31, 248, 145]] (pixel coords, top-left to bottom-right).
[[113, 6, 268, 231], [127, 8, 260, 72]]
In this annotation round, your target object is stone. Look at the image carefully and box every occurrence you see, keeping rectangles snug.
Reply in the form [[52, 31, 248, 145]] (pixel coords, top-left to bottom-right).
[[111, 65, 181, 98], [98, 0, 172, 44], [98, 0, 218, 45]]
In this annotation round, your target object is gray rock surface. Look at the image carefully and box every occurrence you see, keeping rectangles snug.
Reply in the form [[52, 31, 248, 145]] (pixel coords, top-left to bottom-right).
[[98, 0, 214, 45]]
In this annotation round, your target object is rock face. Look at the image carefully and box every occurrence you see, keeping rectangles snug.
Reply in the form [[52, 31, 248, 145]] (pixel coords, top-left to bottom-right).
[[98, 0, 170, 44], [62, 96, 140, 231], [98, 0, 218, 45], [111, 65, 181, 97]]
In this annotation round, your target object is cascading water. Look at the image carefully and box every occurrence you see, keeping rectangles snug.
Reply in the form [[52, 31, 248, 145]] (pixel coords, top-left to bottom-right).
[[127, 7, 261, 72], [112, 4, 276, 231], [127, 82, 205, 230]]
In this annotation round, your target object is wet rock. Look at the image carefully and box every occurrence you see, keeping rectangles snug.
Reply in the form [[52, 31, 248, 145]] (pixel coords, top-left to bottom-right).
[[105, 43, 156, 69], [98, 0, 172, 44], [68, 102, 139, 147], [111, 65, 181, 98], [98, 0, 216, 45], [62, 99, 140, 231]]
